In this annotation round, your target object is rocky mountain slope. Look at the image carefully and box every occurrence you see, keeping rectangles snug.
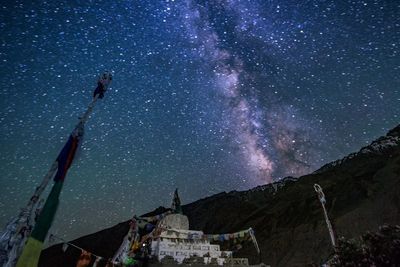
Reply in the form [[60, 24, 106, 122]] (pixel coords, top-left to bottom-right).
[[39, 125, 400, 266]]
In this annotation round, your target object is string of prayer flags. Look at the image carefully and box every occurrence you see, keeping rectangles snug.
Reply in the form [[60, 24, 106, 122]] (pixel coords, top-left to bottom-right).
[[203, 228, 253, 242]]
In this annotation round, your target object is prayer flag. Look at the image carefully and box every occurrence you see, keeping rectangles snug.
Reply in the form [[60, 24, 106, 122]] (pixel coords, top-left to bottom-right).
[[16, 125, 83, 267], [54, 124, 84, 182]]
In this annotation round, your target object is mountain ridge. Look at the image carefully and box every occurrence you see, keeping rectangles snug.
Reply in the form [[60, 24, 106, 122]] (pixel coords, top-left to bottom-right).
[[39, 124, 400, 266]]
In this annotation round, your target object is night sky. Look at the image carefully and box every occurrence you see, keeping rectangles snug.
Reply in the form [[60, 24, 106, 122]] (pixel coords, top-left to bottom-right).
[[0, 0, 399, 240]]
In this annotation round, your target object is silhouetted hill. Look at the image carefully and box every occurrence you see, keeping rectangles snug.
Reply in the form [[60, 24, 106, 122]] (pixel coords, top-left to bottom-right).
[[39, 125, 400, 266]]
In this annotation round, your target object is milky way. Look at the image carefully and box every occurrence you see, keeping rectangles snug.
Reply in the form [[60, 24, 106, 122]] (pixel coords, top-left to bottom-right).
[[0, 0, 399, 240], [177, 0, 325, 183]]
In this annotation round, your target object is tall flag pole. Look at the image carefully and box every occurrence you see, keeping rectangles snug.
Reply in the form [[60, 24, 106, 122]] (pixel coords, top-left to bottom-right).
[[11, 72, 112, 267], [248, 228, 261, 262], [314, 184, 337, 251]]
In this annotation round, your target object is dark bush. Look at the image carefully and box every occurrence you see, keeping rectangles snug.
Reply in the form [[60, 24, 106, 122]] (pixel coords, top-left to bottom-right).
[[330, 225, 400, 266]]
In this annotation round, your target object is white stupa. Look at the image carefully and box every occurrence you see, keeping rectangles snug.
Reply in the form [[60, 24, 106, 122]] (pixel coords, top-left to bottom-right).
[[150, 190, 249, 266]]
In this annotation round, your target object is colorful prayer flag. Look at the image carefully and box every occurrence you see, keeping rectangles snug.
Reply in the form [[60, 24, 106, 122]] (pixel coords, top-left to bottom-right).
[[54, 124, 84, 182], [16, 125, 83, 267]]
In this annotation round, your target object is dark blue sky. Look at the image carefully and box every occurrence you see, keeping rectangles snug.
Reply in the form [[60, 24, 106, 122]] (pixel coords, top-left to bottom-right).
[[0, 0, 399, 240]]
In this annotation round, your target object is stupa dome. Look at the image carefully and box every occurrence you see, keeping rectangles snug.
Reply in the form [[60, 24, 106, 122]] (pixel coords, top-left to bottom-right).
[[160, 214, 189, 230]]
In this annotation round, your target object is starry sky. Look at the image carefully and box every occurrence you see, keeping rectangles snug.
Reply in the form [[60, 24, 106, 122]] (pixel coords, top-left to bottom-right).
[[0, 0, 399, 240]]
